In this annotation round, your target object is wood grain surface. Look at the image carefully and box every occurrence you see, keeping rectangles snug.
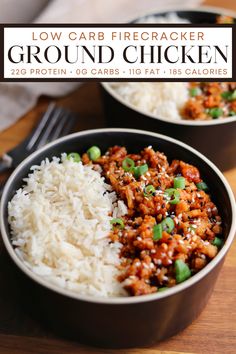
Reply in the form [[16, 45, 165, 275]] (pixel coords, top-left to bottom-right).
[[0, 2, 236, 353]]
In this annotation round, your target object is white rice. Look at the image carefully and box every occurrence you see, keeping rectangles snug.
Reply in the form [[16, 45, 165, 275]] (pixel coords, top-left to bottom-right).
[[109, 82, 189, 120], [108, 13, 190, 120], [136, 12, 191, 24], [8, 155, 128, 297]]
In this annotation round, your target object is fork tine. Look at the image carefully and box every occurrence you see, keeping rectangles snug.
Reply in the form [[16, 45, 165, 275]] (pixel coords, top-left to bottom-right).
[[43, 110, 77, 143], [55, 113, 77, 137], [48, 111, 71, 141], [2, 103, 76, 171], [34, 107, 63, 150], [26, 102, 56, 150], [62, 114, 77, 136]]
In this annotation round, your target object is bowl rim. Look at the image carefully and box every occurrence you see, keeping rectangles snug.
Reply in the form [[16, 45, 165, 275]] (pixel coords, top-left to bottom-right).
[[1, 128, 236, 305], [101, 5, 236, 127], [132, 5, 236, 24]]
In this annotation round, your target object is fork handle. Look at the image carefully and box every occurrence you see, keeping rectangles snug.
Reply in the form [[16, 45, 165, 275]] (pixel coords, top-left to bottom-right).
[[0, 154, 13, 173]]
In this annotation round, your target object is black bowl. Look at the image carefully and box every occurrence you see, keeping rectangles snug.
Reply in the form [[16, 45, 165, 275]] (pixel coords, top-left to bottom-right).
[[101, 7, 236, 171], [0, 128, 235, 348]]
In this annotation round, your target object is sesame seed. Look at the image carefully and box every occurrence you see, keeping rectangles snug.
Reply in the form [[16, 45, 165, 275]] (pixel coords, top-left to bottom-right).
[[156, 259, 162, 265], [151, 249, 156, 254], [174, 217, 179, 225]]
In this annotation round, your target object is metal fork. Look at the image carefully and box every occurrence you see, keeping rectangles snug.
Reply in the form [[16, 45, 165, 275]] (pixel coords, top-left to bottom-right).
[[0, 102, 77, 193]]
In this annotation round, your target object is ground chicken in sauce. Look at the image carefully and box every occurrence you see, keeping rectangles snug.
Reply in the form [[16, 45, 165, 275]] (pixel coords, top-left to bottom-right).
[[181, 15, 235, 121], [83, 146, 223, 296], [182, 82, 236, 120]]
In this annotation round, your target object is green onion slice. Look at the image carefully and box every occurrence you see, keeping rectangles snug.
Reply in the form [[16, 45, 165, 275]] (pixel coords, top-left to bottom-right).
[[110, 218, 124, 229], [122, 157, 135, 172], [189, 87, 201, 97], [133, 164, 148, 179], [161, 217, 175, 233], [208, 107, 223, 119], [174, 176, 186, 190], [175, 259, 191, 283], [196, 181, 209, 192], [67, 152, 81, 163], [221, 90, 236, 101], [221, 91, 232, 100], [231, 90, 236, 100], [144, 185, 156, 197], [153, 223, 163, 241], [212, 237, 223, 248], [164, 188, 180, 205], [158, 287, 168, 292], [87, 146, 101, 161]]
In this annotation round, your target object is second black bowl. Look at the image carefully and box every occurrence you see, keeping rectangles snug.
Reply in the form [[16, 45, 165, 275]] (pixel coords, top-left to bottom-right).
[[102, 7, 236, 171]]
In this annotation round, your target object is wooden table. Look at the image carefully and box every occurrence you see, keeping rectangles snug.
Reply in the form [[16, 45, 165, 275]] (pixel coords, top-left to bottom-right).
[[0, 4, 236, 354]]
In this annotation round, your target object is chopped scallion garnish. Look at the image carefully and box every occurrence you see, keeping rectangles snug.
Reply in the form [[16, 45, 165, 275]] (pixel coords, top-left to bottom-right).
[[110, 218, 124, 229], [144, 185, 156, 197], [122, 157, 135, 172], [87, 146, 101, 161], [161, 217, 175, 233], [67, 152, 81, 163], [196, 181, 209, 192], [133, 164, 148, 179], [164, 188, 180, 205], [174, 177, 186, 190], [175, 260, 191, 283], [153, 223, 163, 241]]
